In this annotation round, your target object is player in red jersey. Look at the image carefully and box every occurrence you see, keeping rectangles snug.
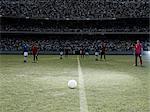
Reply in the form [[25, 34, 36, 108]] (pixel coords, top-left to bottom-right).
[[134, 40, 143, 66], [32, 43, 39, 63], [80, 46, 85, 58]]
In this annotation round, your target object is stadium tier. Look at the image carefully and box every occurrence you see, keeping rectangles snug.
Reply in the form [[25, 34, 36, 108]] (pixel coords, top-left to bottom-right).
[[1, 18, 149, 33], [0, 0, 149, 19], [0, 37, 150, 54], [0, 0, 149, 54], [0, 0, 149, 33]]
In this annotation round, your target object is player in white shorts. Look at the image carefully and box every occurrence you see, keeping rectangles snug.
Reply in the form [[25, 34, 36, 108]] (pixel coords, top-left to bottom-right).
[[59, 47, 64, 59], [95, 47, 99, 61], [23, 43, 28, 62]]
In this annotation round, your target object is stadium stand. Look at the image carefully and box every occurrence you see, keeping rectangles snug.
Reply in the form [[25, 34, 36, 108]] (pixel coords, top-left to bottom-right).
[[0, 37, 149, 54], [0, 0, 149, 19], [1, 17, 149, 33], [0, 0, 149, 54]]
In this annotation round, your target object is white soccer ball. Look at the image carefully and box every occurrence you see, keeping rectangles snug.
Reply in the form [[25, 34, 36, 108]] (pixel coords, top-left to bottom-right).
[[68, 80, 77, 89]]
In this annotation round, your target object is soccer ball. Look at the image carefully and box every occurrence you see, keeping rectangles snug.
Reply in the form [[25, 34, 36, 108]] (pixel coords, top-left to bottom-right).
[[68, 80, 77, 89]]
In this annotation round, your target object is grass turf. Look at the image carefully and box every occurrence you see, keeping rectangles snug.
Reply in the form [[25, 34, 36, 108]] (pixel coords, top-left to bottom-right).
[[0, 55, 149, 112]]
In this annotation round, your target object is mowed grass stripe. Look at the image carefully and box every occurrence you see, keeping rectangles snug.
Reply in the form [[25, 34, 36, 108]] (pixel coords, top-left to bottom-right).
[[77, 56, 89, 112]]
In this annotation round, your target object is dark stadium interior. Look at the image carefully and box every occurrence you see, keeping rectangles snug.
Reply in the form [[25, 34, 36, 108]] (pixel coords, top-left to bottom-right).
[[1, 17, 149, 32]]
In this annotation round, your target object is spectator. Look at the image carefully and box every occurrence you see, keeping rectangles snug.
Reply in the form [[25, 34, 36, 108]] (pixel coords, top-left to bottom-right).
[[0, 0, 149, 19], [0, 38, 149, 53]]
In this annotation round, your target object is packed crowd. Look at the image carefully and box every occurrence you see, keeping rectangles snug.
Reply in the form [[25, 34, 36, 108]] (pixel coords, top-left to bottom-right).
[[0, 0, 149, 19], [0, 38, 149, 53], [1, 19, 149, 32], [2, 24, 149, 32]]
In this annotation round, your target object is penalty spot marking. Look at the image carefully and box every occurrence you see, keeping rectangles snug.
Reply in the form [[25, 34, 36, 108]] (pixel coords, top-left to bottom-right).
[[77, 56, 89, 112]]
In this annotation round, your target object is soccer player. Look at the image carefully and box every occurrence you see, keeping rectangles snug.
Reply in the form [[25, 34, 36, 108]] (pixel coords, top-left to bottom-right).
[[100, 42, 107, 60], [134, 40, 143, 66], [22, 43, 28, 63], [80, 46, 85, 58], [59, 47, 64, 59], [85, 47, 89, 56], [32, 43, 39, 63], [65, 47, 69, 57], [95, 46, 99, 61]]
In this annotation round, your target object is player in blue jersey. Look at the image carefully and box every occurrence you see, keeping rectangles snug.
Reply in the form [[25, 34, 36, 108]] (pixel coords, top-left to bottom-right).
[[22, 43, 28, 63], [85, 47, 89, 56]]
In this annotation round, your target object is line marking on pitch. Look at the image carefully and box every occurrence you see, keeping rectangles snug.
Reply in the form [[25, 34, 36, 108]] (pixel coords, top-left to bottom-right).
[[77, 56, 89, 112]]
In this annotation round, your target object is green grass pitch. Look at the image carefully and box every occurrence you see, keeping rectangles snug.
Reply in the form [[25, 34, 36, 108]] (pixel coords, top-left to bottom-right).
[[0, 55, 149, 112]]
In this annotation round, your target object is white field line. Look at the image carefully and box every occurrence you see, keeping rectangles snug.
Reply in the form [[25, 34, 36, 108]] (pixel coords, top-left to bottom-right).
[[77, 56, 89, 112]]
